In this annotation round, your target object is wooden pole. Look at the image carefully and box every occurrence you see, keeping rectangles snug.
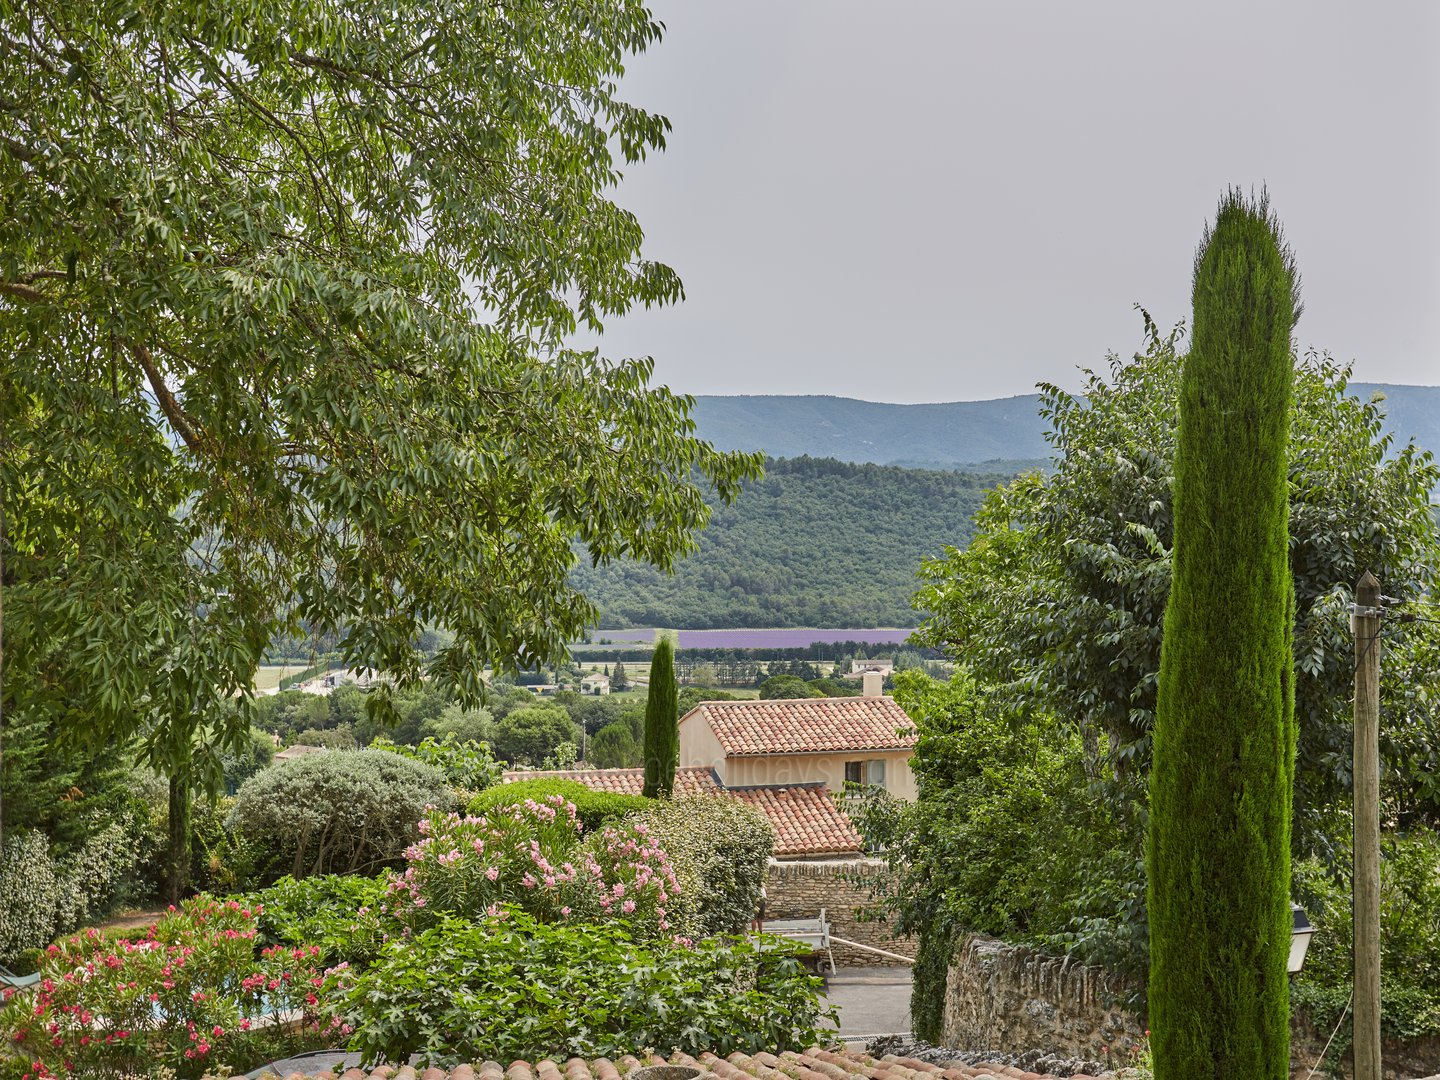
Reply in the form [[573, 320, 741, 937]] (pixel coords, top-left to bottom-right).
[[1352, 570, 1382, 1080]]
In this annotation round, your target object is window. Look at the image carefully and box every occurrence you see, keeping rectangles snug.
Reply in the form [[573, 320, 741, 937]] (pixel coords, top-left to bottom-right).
[[844, 759, 888, 790]]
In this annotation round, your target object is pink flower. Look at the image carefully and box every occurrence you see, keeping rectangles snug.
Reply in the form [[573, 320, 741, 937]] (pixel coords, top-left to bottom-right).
[[485, 867, 500, 882], [622, 900, 636, 914]]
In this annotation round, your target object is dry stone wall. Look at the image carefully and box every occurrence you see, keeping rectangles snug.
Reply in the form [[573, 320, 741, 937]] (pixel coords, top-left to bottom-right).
[[940, 935, 1144, 1062], [764, 859, 917, 968]]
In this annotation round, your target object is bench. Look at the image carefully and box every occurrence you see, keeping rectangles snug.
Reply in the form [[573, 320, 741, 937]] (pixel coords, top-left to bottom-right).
[[759, 907, 836, 974]]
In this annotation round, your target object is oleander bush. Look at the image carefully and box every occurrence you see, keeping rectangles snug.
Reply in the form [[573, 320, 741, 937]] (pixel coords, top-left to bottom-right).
[[325, 909, 837, 1067], [0, 897, 334, 1080], [229, 749, 454, 881], [389, 797, 680, 939], [636, 796, 774, 937], [467, 777, 652, 832]]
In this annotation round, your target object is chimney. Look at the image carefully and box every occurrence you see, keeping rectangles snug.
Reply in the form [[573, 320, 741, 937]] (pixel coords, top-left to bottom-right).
[[862, 671, 884, 698]]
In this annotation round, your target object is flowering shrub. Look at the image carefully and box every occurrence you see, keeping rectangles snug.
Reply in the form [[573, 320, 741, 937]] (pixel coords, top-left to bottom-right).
[[0, 826, 143, 965], [326, 909, 838, 1068], [390, 797, 679, 938], [0, 897, 335, 1080], [636, 797, 774, 937]]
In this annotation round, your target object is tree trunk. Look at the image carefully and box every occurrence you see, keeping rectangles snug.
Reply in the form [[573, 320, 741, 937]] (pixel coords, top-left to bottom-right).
[[167, 775, 192, 904]]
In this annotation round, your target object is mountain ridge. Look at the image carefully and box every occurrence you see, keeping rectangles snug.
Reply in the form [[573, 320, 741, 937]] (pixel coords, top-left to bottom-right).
[[691, 383, 1440, 469]]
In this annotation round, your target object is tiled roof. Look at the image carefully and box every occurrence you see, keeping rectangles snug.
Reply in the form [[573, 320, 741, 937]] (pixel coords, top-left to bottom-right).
[[730, 784, 865, 857], [683, 697, 917, 757], [237, 1046, 1107, 1080], [500, 768, 723, 797]]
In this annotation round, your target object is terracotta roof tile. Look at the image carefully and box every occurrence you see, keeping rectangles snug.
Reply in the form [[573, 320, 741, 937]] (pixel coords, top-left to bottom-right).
[[499, 767, 723, 797], [730, 784, 865, 856], [683, 698, 916, 757], [236, 1048, 1094, 1080]]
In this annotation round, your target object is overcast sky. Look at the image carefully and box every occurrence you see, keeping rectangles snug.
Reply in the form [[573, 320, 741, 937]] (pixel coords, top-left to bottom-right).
[[571, 0, 1440, 403]]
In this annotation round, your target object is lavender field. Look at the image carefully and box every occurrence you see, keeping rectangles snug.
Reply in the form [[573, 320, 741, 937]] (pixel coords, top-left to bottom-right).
[[586, 627, 915, 649]]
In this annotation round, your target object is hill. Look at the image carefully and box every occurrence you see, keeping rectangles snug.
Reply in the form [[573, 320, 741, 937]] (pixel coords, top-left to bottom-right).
[[570, 457, 1007, 629], [692, 384, 1440, 468]]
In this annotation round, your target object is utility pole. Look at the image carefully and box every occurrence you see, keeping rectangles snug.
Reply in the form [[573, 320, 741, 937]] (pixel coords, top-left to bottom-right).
[[1352, 570, 1382, 1080]]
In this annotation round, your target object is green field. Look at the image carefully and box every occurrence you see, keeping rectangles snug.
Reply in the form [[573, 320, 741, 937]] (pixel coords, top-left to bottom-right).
[[253, 664, 306, 691]]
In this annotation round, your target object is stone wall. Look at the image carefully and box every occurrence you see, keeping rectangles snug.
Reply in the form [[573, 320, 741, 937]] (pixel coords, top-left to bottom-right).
[[764, 859, 917, 968], [940, 935, 1143, 1061]]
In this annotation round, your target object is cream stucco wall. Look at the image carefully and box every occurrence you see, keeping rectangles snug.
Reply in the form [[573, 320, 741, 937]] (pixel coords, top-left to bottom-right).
[[678, 713, 916, 800]]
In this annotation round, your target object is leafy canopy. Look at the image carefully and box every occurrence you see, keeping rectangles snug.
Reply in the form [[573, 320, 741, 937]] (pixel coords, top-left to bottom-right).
[[914, 312, 1439, 852], [1, 0, 761, 783]]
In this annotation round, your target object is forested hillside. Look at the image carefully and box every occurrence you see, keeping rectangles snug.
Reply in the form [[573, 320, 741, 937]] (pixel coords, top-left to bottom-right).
[[570, 457, 1008, 628]]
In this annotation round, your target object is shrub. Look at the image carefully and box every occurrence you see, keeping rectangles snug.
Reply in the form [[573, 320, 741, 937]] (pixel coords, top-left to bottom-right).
[[636, 797, 774, 937], [0, 897, 334, 1080], [1289, 828, 1440, 1066], [371, 733, 501, 793], [469, 778, 652, 832], [229, 749, 453, 881], [390, 799, 680, 939], [0, 825, 143, 965], [243, 874, 391, 969], [326, 910, 837, 1067]]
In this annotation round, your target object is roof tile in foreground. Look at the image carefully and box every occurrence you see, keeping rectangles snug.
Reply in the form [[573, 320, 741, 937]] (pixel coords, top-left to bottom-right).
[[499, 767, 723, 797], [730, 784, 865, 856], [684, 697, 917, 757], [226, 1046, 1111, 1080]]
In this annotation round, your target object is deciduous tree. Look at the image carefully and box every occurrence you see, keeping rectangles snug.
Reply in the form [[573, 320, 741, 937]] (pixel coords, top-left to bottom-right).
[[1, 0, 759, 896]]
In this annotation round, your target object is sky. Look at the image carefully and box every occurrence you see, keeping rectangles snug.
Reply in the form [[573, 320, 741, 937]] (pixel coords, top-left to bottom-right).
[[571, 0, 1440, 403]]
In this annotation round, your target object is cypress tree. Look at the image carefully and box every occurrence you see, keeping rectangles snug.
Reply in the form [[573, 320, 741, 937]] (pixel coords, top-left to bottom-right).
[[1147, 190, 1299, 1079], [641, 637, 679, 798]]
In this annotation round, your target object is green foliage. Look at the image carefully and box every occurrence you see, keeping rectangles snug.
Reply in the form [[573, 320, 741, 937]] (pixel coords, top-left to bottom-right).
[[490, 704, 582, 766], [371, 733, 502, 793], [571, 456, 1008, 628], [229, 749, 453, 881], [864, 671, 1132, 1039], [326, 910, 836, 1068], [636, 797, 774, 938], [642, 637, 679, 798], [2, 0, 759, 899], [759, 674, 823, 699], [915, 320, 1438, 852], [678, 687, 742, 714], [244, 874, 392, 969], [1148, 191, 1299, 1079], [589, 721, 642, 768], [469, 779, 654, 834], [219, 728, 275, 794]]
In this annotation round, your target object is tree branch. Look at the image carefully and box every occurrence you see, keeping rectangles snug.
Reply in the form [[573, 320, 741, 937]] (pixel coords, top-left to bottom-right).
[[129, 342, 208, 455], [0, 281, 48, 302]]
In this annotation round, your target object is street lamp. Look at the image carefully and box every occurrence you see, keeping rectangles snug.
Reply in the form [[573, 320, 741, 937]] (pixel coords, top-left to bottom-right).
[[1289, 903, 1315, 974]]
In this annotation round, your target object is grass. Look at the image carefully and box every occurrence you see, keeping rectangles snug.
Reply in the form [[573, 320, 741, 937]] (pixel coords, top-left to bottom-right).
[[253, 664, 306, 691]]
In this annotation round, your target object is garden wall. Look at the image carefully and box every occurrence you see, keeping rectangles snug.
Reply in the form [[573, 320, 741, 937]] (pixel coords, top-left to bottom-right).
[[940, 936, 1440, 1079], [764, 859, 917, 968], [940, 935, 1143, 1062]]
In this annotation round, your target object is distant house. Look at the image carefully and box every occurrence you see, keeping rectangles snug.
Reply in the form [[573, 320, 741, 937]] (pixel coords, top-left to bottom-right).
[[846, 658, 895, 678], [580, 672, 611, 696], [274, 744, 327, 762], [677, 688, 917, 800]]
